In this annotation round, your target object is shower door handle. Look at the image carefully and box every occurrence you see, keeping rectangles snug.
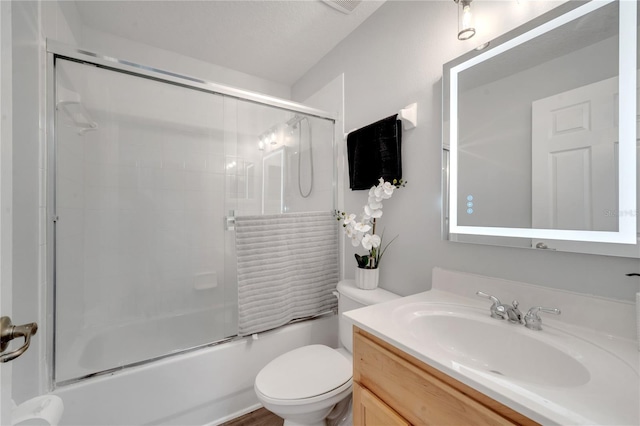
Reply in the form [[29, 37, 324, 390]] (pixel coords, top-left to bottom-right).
[[0, 316, 38, 363], [225, 210, 236, 231]]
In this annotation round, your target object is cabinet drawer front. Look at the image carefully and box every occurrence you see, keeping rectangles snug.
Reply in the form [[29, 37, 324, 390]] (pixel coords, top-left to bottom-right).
[[354, 330, 518, 426], [354, 382, 411, 426]]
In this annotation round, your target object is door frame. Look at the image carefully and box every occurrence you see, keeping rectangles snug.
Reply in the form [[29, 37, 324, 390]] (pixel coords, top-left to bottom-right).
[[1, 0, 14, 422]]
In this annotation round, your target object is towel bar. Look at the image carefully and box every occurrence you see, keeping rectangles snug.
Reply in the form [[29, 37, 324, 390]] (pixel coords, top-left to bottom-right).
[[344, 102, 417, 139]]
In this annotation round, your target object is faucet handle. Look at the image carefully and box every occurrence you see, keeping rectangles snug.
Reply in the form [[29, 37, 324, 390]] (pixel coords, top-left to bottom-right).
[[524, 306, 561, 330], [476, 291, 506, 319], [476, 291, 500, 304]]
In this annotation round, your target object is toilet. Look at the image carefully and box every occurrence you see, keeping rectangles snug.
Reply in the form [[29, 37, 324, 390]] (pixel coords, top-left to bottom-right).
[[254, 279, 400, 426]]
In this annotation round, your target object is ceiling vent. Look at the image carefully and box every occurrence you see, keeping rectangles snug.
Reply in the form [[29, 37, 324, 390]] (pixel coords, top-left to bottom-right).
[[322, 0, 362, 14]]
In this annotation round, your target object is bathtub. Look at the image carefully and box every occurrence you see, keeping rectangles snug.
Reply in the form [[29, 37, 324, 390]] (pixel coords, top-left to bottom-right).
[[53, 315, 338, 425], [56, 308, 235, 383]]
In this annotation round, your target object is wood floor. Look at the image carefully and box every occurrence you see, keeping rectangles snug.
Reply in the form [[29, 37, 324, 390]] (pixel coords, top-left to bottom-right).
[[222, 408, 284, 426]]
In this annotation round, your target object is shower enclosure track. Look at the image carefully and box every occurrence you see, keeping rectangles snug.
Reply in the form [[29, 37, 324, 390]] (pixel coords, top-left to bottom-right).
[[46, 40, 337, 121]]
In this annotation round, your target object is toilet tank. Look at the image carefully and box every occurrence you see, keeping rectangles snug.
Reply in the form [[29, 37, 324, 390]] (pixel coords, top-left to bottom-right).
[[336, 279, 400, 353]]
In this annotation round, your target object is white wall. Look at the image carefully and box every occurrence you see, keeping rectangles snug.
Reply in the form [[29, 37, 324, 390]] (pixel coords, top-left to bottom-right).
[[45, 2, 293, 100], [0, 2, 15, 424], [11, 0, 83, 403], [293, 0, 640, 302], [11, 2, 43, 402], [79, 27, 291, 100]]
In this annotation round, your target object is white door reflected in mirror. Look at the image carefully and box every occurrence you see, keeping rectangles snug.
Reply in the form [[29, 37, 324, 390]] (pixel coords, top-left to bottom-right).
[[532, 77, 619, 233]]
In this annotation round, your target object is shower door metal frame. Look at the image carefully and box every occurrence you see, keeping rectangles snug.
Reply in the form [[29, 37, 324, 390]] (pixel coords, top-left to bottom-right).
[[47, 41, 337, 121], [45, 40, 337, 390]]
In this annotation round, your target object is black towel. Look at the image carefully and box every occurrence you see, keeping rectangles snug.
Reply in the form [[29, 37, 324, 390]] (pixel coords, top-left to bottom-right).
[[347, 114, 402, 190]]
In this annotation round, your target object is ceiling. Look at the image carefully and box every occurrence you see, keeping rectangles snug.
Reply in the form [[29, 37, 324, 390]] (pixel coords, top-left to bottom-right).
[[74, 0, 386, 87]]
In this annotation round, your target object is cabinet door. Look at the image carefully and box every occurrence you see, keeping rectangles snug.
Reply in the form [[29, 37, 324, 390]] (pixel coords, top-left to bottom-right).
[[354, 329, 527, 425], [354, 382, 411, 426]]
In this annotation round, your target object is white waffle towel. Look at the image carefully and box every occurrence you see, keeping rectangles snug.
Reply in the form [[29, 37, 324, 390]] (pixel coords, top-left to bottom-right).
[[235, 211, 339, 336]]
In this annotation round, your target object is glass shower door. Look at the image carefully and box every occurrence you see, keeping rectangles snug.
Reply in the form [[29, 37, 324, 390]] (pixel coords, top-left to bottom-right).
[[54, 58, 234, 383]]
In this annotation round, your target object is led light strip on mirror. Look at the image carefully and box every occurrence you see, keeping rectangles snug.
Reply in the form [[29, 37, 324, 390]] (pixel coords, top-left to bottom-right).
[[448, 0, 637, 244]]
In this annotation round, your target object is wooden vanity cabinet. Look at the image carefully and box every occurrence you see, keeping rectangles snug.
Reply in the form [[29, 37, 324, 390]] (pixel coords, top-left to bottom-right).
[[352, 327, 539, 426], [353, 382, 410, 426]]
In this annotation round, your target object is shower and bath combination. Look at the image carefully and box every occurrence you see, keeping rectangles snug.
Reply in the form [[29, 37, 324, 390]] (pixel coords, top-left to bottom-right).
[[48, 43, 337, 425]]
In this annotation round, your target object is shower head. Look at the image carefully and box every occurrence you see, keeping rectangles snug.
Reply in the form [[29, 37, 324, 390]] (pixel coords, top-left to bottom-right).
[[286, 114, 306, 127], [57, 101, 98, 135], [322, 0, 362, 14]]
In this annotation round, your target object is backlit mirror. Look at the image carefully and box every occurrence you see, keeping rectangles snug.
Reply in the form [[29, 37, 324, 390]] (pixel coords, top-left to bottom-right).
[[443, 0, 638, 257]]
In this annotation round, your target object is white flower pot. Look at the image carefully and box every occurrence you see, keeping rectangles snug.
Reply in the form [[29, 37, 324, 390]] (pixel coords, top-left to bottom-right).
[[355, 267, 379, 290]]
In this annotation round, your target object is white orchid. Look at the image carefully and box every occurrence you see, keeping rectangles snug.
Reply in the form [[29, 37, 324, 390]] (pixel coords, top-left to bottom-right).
[[364, 205, 383, 219], [380, 179, 395, 197], [343, 213, 356, 225], [353, 222, 371, 233], [361, 234, 381, 250], [334, 178, 406, 269], [367, 199, 383, 210]]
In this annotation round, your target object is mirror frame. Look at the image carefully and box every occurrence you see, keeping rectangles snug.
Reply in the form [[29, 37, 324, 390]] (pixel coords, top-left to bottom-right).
[[444, 0, 637, 244]]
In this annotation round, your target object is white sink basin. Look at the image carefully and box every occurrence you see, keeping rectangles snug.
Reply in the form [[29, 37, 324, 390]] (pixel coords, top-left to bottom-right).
[[393, 304, 590, 387], [344, 280, 639, 425]]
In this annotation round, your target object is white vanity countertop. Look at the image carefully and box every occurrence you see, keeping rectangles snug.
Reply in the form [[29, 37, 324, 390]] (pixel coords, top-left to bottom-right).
[[344, 269, 640, 426]]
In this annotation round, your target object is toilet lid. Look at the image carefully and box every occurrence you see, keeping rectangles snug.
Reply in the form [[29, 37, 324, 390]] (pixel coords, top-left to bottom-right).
[[255, 345, 352, 400]]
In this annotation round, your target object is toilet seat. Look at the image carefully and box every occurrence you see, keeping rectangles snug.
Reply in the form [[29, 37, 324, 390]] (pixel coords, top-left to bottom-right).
[[255, 345, 352, 406]]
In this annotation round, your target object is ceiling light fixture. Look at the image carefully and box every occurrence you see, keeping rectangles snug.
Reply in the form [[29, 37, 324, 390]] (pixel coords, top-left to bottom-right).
[[454, 0, 476, 41]]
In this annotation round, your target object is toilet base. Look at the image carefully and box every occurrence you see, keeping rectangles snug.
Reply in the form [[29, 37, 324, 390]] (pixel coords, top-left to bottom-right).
[[258, 384, 352, 426], [279, 395, 352, 426], [267, 402, 333, 426], [326, 396, 352, 426], [283, 417, 328, 426]]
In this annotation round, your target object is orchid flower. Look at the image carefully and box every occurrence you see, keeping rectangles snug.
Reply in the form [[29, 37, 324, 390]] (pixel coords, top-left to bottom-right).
[[354, 222, 371, 233], [362, 234, 381, 250], [343, 213, 356, 226], [364, 205, 383, 219], [334, 178, 406, 269]]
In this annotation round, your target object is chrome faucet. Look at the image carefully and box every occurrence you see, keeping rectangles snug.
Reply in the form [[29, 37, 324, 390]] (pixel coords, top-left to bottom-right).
[[476, 292, 523, 323], [524, 306, 561, 331]]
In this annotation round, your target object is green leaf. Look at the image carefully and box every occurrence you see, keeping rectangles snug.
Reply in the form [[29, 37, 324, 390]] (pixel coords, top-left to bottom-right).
[[354, 254, 369, 268]]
